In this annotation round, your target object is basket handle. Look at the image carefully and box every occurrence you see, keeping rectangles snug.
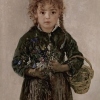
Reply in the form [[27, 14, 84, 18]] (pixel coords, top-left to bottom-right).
[[69, 55, 92, 69]]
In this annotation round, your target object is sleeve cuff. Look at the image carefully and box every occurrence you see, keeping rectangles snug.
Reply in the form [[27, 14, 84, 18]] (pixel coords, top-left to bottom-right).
[[62, 60, 77, 76], [66, 62, 76, 76]]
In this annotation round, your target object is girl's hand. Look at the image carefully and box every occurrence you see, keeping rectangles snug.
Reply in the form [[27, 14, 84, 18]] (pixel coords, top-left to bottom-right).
[[48, 60, 70, 72], [26, 68, 48, 79], [34, 68, 47, 79]]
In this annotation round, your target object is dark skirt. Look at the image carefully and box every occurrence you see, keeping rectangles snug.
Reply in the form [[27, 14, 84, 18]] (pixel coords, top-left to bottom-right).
[[20, 73, 73, 100]]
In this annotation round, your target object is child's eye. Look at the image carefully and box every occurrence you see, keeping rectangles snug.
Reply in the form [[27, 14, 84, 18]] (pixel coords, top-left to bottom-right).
[[52, 11, 56, 14], [40, 12, 45, 14]]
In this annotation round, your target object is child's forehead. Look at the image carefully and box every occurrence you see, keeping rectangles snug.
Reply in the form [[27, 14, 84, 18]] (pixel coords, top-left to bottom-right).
[[38, 3, 58, 10]]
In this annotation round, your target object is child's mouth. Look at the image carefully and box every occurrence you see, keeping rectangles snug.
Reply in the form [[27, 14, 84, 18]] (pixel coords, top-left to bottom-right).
[[45, 21, 51, 24]]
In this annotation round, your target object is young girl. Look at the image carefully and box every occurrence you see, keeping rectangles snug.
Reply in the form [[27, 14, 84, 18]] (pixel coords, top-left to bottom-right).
[[12, 0, 83, 100]]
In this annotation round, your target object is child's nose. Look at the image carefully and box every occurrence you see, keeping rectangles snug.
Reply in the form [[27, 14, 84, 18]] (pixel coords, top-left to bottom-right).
[[45, 12, 50, 19]]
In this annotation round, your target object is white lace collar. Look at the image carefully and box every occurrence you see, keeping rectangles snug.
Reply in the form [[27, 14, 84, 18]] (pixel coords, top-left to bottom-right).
[[37, 24, 59, 33]]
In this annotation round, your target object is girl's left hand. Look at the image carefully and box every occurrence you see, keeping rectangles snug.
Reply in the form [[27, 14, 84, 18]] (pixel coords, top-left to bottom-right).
[[48, 60, 63, 72], [48, 60, 70, 72]]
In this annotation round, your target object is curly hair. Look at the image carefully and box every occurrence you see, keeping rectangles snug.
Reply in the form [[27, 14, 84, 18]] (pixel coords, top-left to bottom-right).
[[28, 0, 65, 30]]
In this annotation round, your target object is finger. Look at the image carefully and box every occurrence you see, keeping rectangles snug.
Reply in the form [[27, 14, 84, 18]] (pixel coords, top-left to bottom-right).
[[39, 67, 44, 71], [51, 60, 58, 64], [48, 61, 57, 68], [38, 68, 42, 71], [50, 60, 55, 63], [48, 66, 52, 70], [48, 62, 53, 67]]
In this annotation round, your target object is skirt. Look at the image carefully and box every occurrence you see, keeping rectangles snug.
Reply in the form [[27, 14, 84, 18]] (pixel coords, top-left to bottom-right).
[[20, 73, 73, 100]]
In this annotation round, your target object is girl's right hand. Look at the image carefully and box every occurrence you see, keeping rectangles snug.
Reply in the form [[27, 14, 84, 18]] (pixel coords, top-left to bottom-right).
[[26, 68, 48, 79]]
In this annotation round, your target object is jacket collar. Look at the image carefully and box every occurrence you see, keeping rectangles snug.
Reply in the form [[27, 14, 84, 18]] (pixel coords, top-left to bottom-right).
[[37, 24, 59, 33]]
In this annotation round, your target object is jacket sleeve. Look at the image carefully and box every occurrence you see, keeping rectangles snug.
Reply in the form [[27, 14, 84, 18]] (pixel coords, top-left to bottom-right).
[[12, 37, 30, 77], [63, 33, 84, 76]]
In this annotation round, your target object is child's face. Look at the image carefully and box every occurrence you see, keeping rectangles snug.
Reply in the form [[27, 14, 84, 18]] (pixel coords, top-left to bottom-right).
[[36, 3, 60, 33]]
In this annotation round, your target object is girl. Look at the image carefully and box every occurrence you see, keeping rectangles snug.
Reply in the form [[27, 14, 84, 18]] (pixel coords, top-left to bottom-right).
[[12, 0, 83, 100]]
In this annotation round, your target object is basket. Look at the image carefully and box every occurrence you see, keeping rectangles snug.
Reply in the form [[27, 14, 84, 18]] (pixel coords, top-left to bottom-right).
[[67, 55, 94, 94]]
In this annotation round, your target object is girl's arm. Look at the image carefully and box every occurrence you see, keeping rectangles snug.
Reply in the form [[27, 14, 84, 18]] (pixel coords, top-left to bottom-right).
[[12, 37, 29, 77], [12, 36, 46, 79], [63, 33, 84, 75]]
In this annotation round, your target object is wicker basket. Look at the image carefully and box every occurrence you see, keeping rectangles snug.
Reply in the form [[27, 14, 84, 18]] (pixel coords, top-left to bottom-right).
[[67, 55, 94, 94]]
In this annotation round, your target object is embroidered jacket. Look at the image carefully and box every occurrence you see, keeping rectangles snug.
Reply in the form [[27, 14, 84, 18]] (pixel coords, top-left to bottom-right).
[[12, 26, 83, 77]]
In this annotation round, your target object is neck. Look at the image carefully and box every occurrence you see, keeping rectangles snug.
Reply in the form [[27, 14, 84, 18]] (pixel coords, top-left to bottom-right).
[[38, 24, 58, 33], [41, 27, 55, 33], [42, 28, 54, 33]]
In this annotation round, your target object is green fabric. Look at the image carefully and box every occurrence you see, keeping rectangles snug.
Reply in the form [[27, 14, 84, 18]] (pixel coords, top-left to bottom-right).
[[12, 26, 83, 77]]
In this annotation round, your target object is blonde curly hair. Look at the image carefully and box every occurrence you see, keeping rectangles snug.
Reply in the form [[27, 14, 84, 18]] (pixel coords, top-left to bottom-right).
[[28, 0, 65, 30]]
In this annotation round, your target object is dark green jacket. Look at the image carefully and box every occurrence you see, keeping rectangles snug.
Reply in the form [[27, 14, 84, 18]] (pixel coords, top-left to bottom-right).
[[12, 26, 83, 77]]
